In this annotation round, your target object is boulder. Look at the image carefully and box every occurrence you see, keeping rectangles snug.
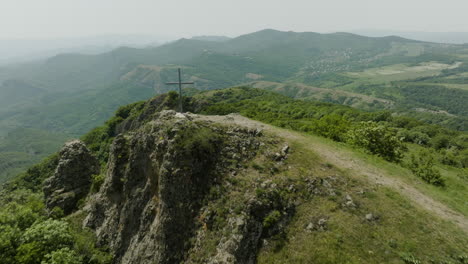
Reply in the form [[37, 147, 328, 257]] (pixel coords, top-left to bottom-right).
[[43, 140, 99, 215]]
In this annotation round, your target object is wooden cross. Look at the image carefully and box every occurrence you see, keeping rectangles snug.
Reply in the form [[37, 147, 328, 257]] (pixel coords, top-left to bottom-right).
[[165, 68, 194, 112]]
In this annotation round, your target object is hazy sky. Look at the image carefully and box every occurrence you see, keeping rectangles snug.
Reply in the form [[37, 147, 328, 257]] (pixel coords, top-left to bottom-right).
[[1, 0, 468, 40]]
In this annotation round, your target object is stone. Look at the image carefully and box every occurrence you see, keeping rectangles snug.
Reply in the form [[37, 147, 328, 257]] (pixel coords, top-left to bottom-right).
[[175, 112, 187, 119], [344, 194, 356, 207], [318, 218, 327, 227], [43, 140, 99, 215], [366, 213, 376, 221], [281, 145, 290, 155]]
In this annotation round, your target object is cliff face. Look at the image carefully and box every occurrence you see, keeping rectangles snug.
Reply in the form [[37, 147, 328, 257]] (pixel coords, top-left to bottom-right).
[[82, 111, 267, 264], [43, 140, 99, 215]]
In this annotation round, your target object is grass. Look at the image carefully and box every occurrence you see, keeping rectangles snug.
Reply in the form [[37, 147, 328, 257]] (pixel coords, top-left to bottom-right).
[[256, 135, 468, 263], [290, 130, 468, 217], [258, 188, 467, 263], [346, 62, 457, 83]]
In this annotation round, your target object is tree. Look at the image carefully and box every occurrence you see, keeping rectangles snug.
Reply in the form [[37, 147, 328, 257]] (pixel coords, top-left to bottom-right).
[[16, 220, 73, 264], [41, 248, 82, 264]]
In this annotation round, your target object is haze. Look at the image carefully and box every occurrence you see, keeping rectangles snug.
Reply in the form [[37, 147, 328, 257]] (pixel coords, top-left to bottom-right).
[[2, 0, 468, 40], [2, 0, 468, 64]]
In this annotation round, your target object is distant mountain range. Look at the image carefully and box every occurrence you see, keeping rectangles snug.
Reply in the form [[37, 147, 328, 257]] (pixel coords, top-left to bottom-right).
[[352, 30, 468, 44], [0, 34, 169, 65]]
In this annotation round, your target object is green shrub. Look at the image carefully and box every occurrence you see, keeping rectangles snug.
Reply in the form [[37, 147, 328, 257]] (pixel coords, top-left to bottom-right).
[[16, 220, 74, 264], [398, 130, 430, 146], [409, 151, 445, 186], [431, 135, 453, 150], [400, 253, 421, 264], [347, 121, 406, 162], [312, 114, 350, 142], [263, 210, 282, 229], [439, 149, 460, 167], [90, 174, 106, 193], [41, 247, 83, 264]]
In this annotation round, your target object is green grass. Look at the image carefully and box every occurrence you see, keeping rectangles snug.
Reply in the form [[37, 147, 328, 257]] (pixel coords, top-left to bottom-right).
[[290, 132, 468, 217], [256, 138, 468, 264]]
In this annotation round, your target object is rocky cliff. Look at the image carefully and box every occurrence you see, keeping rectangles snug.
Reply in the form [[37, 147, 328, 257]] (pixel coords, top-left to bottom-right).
[[84, 110, 267, 264], [43, 108, 295, 264]]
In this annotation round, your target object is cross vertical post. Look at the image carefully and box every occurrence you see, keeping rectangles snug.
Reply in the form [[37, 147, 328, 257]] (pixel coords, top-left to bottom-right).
[[165, 68, 194, 113], [178, 68, 182, 112]]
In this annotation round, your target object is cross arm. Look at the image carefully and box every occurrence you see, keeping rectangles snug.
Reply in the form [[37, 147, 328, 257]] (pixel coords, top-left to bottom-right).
[[165, 82, 195, 85]]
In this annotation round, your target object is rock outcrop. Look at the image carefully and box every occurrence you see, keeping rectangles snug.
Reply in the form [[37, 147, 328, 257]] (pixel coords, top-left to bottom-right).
[[43, 140, 99, 214], [84, 111, 264, 264]]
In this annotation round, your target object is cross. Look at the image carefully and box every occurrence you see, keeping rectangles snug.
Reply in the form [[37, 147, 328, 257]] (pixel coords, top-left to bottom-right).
[[165, 68, 194, 112]]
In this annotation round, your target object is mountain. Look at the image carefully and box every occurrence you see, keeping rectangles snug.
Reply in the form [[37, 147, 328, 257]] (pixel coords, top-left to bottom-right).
[[1, 29, 468, 182], [0, 34, 167, 65], [353, 30, 468, 44], [1, 89, 466, 263], [190, 35, 231, 42]]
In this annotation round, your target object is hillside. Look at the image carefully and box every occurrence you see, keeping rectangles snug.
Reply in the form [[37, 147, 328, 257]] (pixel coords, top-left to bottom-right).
[[246, 81, 394, 110], [1, 89, 467, 263], [1, 29, 468, 182]]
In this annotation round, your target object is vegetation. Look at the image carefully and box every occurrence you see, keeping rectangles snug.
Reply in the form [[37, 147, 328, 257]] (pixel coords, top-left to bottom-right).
[[2, 29, 468, 182], [0, 189, 111, 264], [346, 121, 405, 162], [193, 87, 468, 172], [408, 150, 445, 186], [0, 87, 466, 263]]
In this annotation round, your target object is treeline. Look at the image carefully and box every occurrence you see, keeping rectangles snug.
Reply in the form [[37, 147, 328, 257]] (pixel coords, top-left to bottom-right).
[[397, 83, 468, 117]]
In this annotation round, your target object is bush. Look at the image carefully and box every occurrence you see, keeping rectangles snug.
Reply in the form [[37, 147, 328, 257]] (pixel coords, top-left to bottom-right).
[[439, 149, 460, 167], [41, 247, 82, 264], [90, 174, 106, 193], [16, 220, 74, 264], [397, 130, 430, 146], [431, 135, 453, 150], [263, 210, 282, 229], [347, 121, 406, 162], [409, 151, 445, 186], [312, 114, 350, 142]]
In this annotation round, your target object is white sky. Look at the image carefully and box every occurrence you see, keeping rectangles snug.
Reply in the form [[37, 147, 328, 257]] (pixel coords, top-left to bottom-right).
[[1, 0, 468, 40]]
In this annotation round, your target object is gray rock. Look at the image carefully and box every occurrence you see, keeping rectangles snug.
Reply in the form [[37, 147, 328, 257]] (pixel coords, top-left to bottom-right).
[[281, 145, 290, 155], [344, 194, 356, 207], [43, 140, 99, 215], [83, 116, 264, 264], [318, 218, 328, 230], [208, 215, 262, 264], [366, 213, 376, 221]]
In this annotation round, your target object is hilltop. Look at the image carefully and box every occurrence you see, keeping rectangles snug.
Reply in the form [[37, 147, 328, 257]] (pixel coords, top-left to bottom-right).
[[1, 89, 467, 263]]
